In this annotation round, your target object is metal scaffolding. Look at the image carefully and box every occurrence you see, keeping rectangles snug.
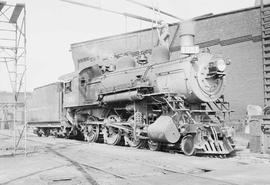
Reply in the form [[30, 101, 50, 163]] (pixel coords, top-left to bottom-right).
[[0, 2, 27, 156]]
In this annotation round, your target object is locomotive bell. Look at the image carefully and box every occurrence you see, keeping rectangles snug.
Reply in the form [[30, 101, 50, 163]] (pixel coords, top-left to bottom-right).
[[138, 54, 148, 64]]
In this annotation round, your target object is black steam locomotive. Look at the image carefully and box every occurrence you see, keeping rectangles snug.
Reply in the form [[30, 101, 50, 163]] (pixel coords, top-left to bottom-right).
[[28, 22, 234, 156]]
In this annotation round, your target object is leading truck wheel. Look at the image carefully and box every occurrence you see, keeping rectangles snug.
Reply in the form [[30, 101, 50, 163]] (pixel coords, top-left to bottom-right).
[[181, 135, 196, 156], [148, 140, 161, 151]]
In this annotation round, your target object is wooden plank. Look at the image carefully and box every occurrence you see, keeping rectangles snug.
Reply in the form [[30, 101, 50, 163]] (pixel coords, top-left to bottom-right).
[[0, 1, 6, 12], [9, 4, 24, 23], [169, 24, 180, 51]]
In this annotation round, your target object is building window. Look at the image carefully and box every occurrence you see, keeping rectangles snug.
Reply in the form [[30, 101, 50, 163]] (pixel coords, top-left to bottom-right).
[[80, 77, 86, 87]]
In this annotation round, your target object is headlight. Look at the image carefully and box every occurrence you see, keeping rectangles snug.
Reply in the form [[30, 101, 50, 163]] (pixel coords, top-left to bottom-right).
[[180, 127, 186, 133], [216, 59, 226, 71]]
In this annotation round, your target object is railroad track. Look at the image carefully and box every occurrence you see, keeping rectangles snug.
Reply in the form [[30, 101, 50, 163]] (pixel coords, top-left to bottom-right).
[[57, 145, 239, 185], [0, 132, 239, 185]]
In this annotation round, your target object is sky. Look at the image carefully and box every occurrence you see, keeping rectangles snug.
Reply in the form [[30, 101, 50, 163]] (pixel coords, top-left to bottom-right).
[[0, 0, 255, 92]]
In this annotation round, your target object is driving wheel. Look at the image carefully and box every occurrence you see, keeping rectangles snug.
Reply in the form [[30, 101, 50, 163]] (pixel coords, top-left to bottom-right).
[[104, 115, 122, 145], [124, 115, 146, 148]]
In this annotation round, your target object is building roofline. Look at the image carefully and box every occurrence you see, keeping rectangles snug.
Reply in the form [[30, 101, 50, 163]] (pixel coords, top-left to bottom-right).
[[195, 4, 270, 21], [71, 4, 269, 48], [33, 82, 62, 91]]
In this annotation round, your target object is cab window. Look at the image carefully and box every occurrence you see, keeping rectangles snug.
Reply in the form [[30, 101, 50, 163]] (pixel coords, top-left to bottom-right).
[[65, 81, 72, 93]]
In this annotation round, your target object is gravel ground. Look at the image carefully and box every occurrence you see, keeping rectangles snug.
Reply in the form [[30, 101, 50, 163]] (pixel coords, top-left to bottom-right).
[[0, 129, 270, 185]]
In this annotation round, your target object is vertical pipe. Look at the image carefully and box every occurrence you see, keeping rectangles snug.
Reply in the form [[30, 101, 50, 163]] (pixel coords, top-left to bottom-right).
[[125, 16, 127, 49], [23, 6, 27, 156], [13, 20, 18, 156]]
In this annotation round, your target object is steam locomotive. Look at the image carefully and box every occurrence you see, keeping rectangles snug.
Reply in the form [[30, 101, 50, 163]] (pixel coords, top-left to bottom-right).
[[28, 22, 235, 156]]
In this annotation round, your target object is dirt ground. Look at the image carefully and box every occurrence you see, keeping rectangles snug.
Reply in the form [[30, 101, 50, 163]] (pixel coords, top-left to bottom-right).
[[0, 129, 270, 185]]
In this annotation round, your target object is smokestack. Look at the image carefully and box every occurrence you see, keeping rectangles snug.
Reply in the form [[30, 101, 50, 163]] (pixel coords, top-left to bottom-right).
[[179, 21, 195, 47], [179, 21, 199, 55]]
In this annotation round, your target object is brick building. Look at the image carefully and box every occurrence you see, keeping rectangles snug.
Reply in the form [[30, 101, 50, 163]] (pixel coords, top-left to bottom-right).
[[0, 92, 31, 129]]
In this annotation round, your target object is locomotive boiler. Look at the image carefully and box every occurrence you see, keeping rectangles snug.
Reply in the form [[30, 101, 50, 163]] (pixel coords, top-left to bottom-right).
[[58, 21, 234, 156]]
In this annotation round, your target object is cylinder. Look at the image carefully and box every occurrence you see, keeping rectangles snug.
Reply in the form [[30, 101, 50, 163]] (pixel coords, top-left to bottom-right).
[[147, 116, 180, 143]]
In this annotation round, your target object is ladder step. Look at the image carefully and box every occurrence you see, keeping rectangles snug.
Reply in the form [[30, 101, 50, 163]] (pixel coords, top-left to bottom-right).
[[264, 63, 270, 67], [263, 6, 270, 11], [262, 26, 270, 31], [263, 15, 270, 22], [264, 69, 270, 73], [263, 59, 270, 65], [264, 39, 270, 45], [263, 35, 270, 39], [264, 29, 270, 35], [264, 80, 270, 85], [264, 74, 270, 79], [265, 89, 270, 94], [264, 53, 270, 59], [263, 7, 270, 14], [263, 22, 270, 28], [263, 47, 270, 52], [264, 66, 270, 71], [265, 87, 270, 91], [263, 60, 270, 66]]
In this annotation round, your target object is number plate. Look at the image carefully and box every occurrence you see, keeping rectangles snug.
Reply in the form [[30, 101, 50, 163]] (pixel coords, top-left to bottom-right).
[[180, 46, 200, 54]]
